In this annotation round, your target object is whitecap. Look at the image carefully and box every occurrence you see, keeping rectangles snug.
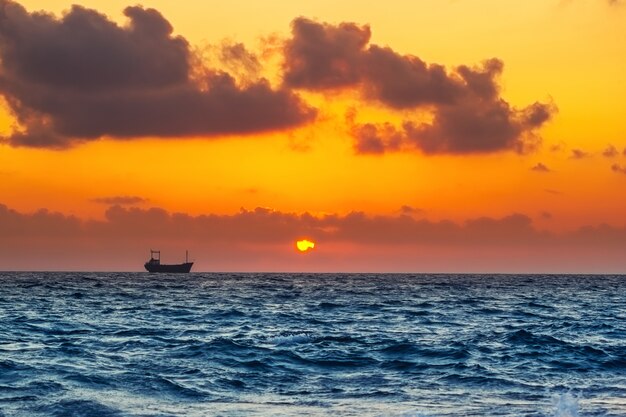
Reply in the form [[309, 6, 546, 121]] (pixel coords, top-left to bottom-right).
[[269, 333, 313, 346], [552, 392, 580, 417]]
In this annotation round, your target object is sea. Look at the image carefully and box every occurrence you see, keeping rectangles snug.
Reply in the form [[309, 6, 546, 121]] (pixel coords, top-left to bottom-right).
[[0, 273, 625, 417]]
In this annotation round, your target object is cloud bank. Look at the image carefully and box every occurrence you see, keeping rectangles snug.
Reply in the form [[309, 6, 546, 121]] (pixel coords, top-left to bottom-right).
[[0, 3, 555, 155], [1, 203, 625, 272]]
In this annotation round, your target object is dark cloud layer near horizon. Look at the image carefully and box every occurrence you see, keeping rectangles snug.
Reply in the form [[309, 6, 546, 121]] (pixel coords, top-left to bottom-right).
[[2, 202, 625, 272], [0, 1, 315, 148], [284, 18, 555, 155], [1, 202, 625, 247]]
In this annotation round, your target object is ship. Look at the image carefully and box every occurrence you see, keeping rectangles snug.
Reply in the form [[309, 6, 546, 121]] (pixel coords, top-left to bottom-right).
[[144, 250, 193, 273]]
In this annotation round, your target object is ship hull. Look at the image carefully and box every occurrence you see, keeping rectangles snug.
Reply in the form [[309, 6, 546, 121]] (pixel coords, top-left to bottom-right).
[[144, 262, 193, 273]]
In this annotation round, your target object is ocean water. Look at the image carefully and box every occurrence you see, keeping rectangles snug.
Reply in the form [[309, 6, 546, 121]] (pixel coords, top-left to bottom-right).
[[0, 273, 625, 417]]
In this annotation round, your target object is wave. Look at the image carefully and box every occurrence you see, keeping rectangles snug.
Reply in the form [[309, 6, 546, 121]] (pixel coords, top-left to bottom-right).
[[36, 399, 123, 417], [269, 333, 313, 346], [1, 272, 624, 416]]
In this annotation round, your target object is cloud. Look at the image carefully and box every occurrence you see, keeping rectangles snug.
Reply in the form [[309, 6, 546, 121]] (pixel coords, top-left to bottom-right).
[[570, 149, 591, 159], [602, 145, 619, 158], [531, 162, 552, 172], [284, 18, 555, 155], [400, 101, 552, 155], [399, 205, 424, 215], [350, 121, 402, 154], [348, 100, 553, 155], [361, 45, 469, 108], [284, 18, 493, 107], [3, 202, 625, 247], [0, 8, 554, 154], [611, 164, 626, 174], [218, 42, 262, 82], [0, 203, 517, 252], [0, 203, 82, 237], [2, 203, 626, 272], [91, 196, 148, 205], [550, 142, 566, 153], [0, 1, 315, 148], [283, 18, 371, 89]]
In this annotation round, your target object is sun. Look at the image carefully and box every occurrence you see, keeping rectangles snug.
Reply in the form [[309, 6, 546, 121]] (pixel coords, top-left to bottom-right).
[[296, 239, 316, 253]]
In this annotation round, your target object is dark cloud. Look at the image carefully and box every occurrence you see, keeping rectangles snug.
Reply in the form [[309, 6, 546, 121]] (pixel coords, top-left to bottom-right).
[[571, 149, 590, 159], [348, 100, 553, 155], [0, 1, 315, 148], [531, 163, 552, 172], [91, 196, 148, 205], [284, 18, 498, 107], [611, 164, 626, 174], [401, 100, 552, 155], [351, 122, 402, 154], [361, 45, 465, 108], [0, 7, 554, 154], [602, 145, 619, 158], [284, 18, 555, 155], [283, 18, 371, 89]]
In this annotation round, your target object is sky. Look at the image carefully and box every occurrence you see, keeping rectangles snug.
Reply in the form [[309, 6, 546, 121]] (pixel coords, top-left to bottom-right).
[[0, 0, 625, 272]]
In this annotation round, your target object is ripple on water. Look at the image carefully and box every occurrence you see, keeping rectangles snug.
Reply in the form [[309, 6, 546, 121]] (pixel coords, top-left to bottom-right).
[[0, 272, 624, 417]]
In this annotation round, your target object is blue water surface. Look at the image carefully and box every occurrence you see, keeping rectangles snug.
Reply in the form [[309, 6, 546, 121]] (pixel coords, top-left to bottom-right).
[[0, 273, 625, 416]]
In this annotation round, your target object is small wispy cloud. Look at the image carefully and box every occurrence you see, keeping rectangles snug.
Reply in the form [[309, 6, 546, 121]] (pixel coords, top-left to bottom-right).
[[549, 143, 566, 153], [91, 196, 148, 205], [531, 163, 552, 173], [602, 145, 619, 158], [570, 149, 591, 159], [540, 211, 553, 220], [611, 164, 626, 175], [399, 205, 424, 215]]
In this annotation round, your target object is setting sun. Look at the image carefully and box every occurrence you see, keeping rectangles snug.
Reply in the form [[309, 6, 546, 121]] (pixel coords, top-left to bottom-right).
[[296, 239, 316, 252]]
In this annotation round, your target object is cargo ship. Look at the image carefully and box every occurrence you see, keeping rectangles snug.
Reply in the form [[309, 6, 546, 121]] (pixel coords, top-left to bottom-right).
[[144, 250, 193, 273]]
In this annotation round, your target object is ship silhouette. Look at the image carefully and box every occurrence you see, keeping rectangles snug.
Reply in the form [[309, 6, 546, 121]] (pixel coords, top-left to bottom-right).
[[144, 250, 193, 273]]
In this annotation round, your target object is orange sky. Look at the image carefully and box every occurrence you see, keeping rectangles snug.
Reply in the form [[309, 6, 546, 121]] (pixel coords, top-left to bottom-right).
[[0, 0, 625, 272]]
